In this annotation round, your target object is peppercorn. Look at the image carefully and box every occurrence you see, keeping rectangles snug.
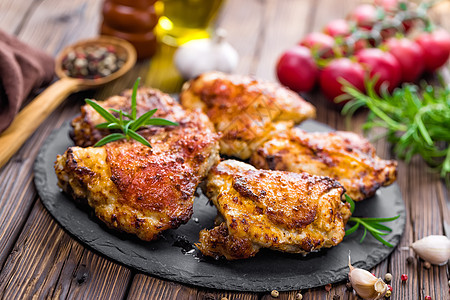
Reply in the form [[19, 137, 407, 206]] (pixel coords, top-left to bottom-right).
[[271, 290, 279, 298], [384, 273, 392, 282], [406, 256, 415, 264], [296, 293, 303, 300], [401, 274, 408, 282], [424, 261, 431, 269], [325, 283, 332, 291], [425, 296, 431, 300], [61, 45, 126, 79], [385, 290, 392, 298], [387, 284, 393, 291]]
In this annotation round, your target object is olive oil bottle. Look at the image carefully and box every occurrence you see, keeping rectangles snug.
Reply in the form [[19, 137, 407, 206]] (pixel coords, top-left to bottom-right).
[[155, 0, 224, 46]]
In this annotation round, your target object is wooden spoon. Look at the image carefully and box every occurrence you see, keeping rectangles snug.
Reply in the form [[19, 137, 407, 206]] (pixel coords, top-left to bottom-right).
[[0, 35, 137, 168]]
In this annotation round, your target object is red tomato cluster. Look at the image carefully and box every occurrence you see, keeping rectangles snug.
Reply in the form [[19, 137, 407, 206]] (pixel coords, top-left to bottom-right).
[[276, 1, 450, 107]]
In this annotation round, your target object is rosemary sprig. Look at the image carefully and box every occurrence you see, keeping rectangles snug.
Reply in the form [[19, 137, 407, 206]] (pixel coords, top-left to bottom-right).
[[85, 78, 178, 147], [344, 195, 400, 247], [340, 78, 450, 181]]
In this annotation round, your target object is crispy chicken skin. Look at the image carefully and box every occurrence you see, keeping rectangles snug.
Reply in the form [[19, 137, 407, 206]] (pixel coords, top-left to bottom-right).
[[180, 72, 316, 159], [55, 91, 220, 241], [71, 87, 186, 147], [250, 128, 397, 201], [197, 160, 351, 260]]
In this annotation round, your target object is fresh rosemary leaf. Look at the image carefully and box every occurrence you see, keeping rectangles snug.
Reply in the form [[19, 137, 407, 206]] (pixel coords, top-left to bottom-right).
[[369, 222, 393, 233], [118, 110, 123, 126], [360, 227, 368, 243], [127, 130, 151, 147], [107, 123, 121, 130], [85, 78, 178, 147], [123, 120, 131, 136], [346, 216, 400, 247], [358, 216, 401, 222], [344, 194, 399, 247], [129, 108, 158, 131], [345, 194, 355, 214], [131, 77, 140, 120], [85, 99, 119, 124], [109, 108, 133, 119], [342, 78, 450, 181], [145, 118, 179, 126], [94, 133, 126, 147], [95, 122, 111, 129], [372, 233, 394, 248], [94, 122, 121, 130], [345, 222, 360, 236]]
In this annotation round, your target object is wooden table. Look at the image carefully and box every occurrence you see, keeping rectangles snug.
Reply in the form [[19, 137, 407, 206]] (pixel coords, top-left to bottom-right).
[[0, 0, 449, 299]]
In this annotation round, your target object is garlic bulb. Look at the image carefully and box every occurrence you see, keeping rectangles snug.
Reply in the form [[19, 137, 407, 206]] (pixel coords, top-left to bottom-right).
[[411, 235, 450, 266], [174, 28, 239, 79], [348, 255, 387, 300]]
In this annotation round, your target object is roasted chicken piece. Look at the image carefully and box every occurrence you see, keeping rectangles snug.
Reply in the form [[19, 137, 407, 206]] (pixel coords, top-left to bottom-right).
[[55, 90, 220, 241], [197, 160, 351, 260], [71, 87, 186, 147], [180, 72, 316, 159], [250, 128, 397, 201]]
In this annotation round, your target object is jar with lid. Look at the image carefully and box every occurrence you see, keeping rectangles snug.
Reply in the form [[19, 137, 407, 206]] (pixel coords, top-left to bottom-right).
[[100, 0, 158, 59]]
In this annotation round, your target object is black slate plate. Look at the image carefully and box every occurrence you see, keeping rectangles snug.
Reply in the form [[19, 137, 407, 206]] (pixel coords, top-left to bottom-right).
[[34, 120, 406, 292]]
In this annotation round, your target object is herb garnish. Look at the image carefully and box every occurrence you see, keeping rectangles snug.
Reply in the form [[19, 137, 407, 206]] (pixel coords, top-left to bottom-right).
[[345, 195, 400, 247], [85, 78, 178, 147], [340, 78, 450, 181]]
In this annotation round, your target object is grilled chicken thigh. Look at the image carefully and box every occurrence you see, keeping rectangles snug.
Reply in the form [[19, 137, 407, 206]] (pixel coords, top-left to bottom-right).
[[180, 72, 316, 159], [55, 90, 220, 241], [197, 160, 351, 260], [251, 128, 397, 201]]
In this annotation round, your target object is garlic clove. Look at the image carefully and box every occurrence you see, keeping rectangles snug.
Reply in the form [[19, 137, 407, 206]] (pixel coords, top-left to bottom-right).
[[174, 28, 239, 79], [411, 235, 450, 266], [348, 255, 387, 300]]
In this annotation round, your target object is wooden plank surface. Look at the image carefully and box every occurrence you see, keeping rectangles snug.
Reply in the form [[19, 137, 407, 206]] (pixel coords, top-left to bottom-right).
[[0, 0, 133, 298], [0, 0, 449, 299], [0, 201, 131, 299], [255, 0, 313, 81], [126, 274, 198, 300], [0, 0, 103, 266]]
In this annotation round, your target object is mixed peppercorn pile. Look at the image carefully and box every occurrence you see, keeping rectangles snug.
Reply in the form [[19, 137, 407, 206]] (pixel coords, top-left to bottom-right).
[[61, 45, 126, 79]]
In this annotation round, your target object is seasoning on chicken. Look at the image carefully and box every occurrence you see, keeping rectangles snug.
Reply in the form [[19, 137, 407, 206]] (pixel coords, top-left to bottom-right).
[[250, 128, 397, 201], [197, 160, 351, 260], [55, 90, 220, 241], [180, 71, 316, 159]]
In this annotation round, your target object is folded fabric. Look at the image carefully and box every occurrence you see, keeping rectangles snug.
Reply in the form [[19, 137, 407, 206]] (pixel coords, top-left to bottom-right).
[[0, 29, 54, 133]]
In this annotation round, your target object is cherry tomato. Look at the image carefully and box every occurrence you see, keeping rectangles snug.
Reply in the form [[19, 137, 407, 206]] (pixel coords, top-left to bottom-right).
[[374, 0, 399, 13], [276, 46, 319, 93], [341, 36, 369, 56], [299, 32, 335, 58], [380, 26, 397, 41], [347, 4, 379, 30], [323, 19, 351, 38], [356, 48, 401, 93], [415, 29, 450, 72], [402, 19, 414, 33], [384, 37, 424, 82], [353, 38, 369, 53], [319, 58, 365, 106]]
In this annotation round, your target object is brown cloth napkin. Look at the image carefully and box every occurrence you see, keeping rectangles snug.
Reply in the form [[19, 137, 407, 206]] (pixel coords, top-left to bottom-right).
[[0, 29, 54, 133]]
